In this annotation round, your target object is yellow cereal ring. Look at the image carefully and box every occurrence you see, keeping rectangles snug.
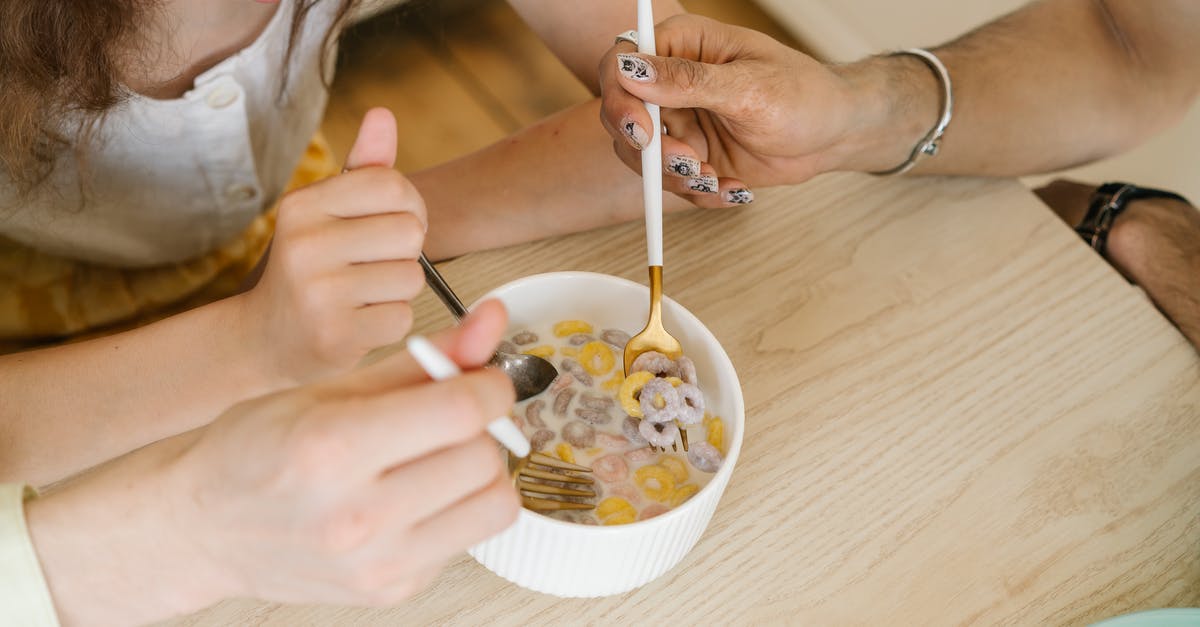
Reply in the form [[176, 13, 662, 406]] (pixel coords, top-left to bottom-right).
[[556, 443, 576, 464], [553, 320, 594, 337], [665, 377, 684, 387], [619, 371, 655, 418], [635, 465, 676, 502], [705, 415, 725, 453], [669, 483, 700, 507], [597, 497, 636, 522], [579, 341, 615, 376], [602, 511, 637, 526], [586, 447, 603, 457], [658, 455, 690, 483], [560, 346, 579, 358], [523, 345, 554, 359], [602, 374, 624, 392]]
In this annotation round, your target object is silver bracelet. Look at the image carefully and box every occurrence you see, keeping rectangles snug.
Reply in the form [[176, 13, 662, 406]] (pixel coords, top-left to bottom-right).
[[871, 48, 953, 176]]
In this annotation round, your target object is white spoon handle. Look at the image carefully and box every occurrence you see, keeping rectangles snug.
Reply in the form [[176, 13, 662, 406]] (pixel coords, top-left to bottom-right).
[[638, 0, 663, 267]]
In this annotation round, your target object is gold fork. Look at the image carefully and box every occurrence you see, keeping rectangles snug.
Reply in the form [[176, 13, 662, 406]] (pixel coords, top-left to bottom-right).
[[512, 453, 596, 511], [623, 0, 688, 454]]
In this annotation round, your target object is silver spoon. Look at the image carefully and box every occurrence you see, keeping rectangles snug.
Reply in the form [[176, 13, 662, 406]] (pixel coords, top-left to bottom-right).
[[418, 253, 558, 401]]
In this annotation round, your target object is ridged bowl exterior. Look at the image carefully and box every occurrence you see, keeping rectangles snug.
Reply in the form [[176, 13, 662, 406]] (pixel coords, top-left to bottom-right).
[[467, 272, 745, 598]]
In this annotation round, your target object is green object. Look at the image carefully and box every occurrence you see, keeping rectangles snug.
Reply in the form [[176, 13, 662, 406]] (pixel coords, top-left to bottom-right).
[[1091, 609, 1200, 627]]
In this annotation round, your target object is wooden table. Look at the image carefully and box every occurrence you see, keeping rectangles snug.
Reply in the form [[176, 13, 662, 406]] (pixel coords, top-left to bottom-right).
[[171, 174, 1200, 626]]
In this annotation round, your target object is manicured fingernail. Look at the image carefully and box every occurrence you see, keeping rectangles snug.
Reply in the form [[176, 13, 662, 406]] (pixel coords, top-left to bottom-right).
[[687, 176, 719, 194], [617, 54, 656, 82], [620, 115, 650, 150], [724, 188, 755, 204], [666, 155, 700, 177]]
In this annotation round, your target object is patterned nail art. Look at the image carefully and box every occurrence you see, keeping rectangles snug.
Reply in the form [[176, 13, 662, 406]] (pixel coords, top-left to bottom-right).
[[617, 54, 656, 82], [724, 188, 755, 204], [666, 155, 700, 177], [687, 176, 719, 194], [620, 116, 650, 149]]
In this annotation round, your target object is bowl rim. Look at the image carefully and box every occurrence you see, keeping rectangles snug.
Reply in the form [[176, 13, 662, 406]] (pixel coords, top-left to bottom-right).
[[474, 271, 746, 533]]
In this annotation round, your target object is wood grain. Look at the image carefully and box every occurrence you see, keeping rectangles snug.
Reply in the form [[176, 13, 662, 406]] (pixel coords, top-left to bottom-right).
[[164, 174, 1200, 626]]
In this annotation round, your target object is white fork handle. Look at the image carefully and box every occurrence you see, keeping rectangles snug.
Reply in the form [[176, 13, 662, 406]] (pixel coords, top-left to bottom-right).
[[638, 0, 663, 267]]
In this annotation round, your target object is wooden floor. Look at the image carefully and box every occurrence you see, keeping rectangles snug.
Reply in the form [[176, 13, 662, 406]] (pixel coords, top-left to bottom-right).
[[322, 0, 802, 171]]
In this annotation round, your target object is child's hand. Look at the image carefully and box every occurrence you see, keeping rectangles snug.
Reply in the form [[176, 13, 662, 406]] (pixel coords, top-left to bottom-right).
[[240, 108, 428, 384]]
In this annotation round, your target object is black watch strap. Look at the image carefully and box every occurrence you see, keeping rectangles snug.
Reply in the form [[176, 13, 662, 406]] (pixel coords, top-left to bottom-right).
[[1075, 182, 1190, 254]]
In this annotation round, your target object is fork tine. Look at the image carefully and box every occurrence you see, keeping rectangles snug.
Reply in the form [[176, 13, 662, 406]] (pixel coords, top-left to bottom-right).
[[521, 467, 595, 484], [522, 496, 595, 511], [528, 453, 592, 473], [517, 480, 595, 497]]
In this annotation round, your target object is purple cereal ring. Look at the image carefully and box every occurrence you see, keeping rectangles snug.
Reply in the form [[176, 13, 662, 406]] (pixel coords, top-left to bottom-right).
[[575, 407, 613, 426], [497, 341, 518, 355], [550, 373, 575, 393], [687, 441, 723, 473], [562, 421, 595, 448], [676, 355, 698, 386], [639, 377, 682, 424], [600, 329, 631, 348], [595, 432, 630, 451], [674, 383, 705, 426], [580, 392, 614, 411], [639, 419, 679, 448], [630, 351, 680, 378], [622, 416, 649, 447], [568, 334, 595, 346]]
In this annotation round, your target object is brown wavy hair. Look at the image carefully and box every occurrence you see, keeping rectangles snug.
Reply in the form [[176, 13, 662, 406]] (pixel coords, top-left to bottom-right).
[[0, 0, 355, 193]]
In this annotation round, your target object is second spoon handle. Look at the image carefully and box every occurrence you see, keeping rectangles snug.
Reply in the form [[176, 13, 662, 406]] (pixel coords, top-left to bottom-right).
[[418, 252, 468, 321]]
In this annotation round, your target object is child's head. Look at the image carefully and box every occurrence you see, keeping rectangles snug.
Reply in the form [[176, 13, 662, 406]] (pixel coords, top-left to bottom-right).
[[0, 0, 356, 193]]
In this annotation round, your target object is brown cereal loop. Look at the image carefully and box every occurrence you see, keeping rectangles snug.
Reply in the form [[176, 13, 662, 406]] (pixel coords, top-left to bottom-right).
[[580, 392, 614, 411], [530, 429, 554, 452], [601, 329, 631, 348], [575, 407, 613, 426], [622, 416, 649, 446], [511, 331, 538, 345], [559, 358, 594, 386], [497, 340, 518, 355], [553, 388, 576, 417], [568, 334, 595, 346], [525, 399, 547, 429]]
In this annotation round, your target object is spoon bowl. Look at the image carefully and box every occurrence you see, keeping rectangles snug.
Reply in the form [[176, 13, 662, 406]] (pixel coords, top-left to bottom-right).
[[419, 253, 558, 400]]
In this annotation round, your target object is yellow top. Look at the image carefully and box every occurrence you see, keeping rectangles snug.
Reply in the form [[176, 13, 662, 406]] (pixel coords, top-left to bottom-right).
[[0, 484, 58, 626]]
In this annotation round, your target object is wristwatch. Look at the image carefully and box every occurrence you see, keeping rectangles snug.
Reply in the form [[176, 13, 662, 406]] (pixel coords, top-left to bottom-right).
[[1076, 182, 1190, 255]]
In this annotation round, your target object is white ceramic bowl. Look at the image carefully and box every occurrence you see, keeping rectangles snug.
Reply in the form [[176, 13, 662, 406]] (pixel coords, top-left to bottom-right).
[[467, 272, 745, 598]]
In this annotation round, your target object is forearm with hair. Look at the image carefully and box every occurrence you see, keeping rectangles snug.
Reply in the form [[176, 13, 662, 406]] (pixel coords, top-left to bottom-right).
[[838, 0, 1200, 176]]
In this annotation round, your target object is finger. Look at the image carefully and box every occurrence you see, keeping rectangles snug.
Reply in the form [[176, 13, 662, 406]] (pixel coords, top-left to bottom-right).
[[290, 168, 429, 226], [345, 107, 398, 170], [599, 41, 655, 152], [316, 212, 425, 265], [331, 299, 509, 393], [373, 434, 508, 524], [615, 50, 749, 115], [322, 367, 516, 473], [403, 474, 520, 570], [351, 301, 414, 352], [335, 260, 424, 307], [661, 135, 702, 178]]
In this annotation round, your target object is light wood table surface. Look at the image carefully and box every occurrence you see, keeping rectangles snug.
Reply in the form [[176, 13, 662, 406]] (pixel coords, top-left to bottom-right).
[[171, 174, 1200, 626]]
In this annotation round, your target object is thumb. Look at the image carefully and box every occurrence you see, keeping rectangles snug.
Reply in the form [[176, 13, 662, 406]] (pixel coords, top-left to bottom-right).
[[615, 52, 738, 113], [344, 107, 398, 170]]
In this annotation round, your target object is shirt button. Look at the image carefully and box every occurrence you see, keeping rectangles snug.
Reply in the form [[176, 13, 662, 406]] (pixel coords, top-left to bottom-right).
[[226, 184, 259, 202], [206, 84, 239, 109]]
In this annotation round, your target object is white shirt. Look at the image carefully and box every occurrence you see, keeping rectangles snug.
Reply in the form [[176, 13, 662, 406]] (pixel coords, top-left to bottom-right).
[[0, 0, 338, 268]]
